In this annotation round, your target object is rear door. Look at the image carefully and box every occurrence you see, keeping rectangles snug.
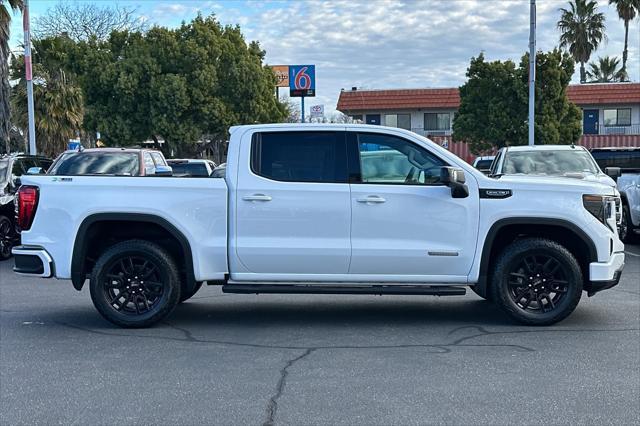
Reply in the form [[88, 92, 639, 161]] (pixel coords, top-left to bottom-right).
[[234, 130, 352, 277]]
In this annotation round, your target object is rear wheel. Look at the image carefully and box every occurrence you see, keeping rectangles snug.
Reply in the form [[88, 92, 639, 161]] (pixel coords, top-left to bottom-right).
[[89, 240, 181, 328], [491, 238, 582, 326], [0, 215, 17, 260]]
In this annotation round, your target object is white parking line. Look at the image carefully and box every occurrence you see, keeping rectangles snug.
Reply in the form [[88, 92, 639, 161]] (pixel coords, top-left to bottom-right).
[[624, 251, 640, 257]]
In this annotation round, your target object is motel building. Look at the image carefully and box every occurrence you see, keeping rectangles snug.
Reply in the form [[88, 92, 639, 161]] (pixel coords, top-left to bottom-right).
[[336, 82, 640, 163]]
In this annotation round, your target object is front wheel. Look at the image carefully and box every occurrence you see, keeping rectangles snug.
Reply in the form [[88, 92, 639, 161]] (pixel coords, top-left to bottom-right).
[[490, 238, 582, 326], [89, 240, 181, 328]]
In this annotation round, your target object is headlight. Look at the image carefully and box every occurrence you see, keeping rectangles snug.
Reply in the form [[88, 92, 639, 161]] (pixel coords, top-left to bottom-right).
[[583, 194, 618, 230]]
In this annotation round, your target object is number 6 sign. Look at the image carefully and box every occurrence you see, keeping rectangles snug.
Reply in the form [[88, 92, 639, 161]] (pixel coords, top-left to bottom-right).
[[289, 65, 315, 97]]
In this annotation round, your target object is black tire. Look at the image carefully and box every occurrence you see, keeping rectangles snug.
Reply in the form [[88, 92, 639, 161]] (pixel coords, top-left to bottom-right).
[[179, 281, 203, 303], [490, 238, 582, 326], [0, 215, 16, 261], [89, 240, 181, 328], [619, 203, 636, 244]]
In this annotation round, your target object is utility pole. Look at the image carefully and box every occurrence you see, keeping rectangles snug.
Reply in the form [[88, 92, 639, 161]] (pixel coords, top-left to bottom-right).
[[23, 0, 36, 154], [528, 0, 536, 146]]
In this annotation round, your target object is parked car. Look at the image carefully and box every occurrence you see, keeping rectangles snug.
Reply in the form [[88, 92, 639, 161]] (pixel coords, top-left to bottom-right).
[[48, 148, 171, 176], [0, 153, 53, 260], [591, 147, 640, 242], [472, 155, 495, 174], [13, 124, 623, 328], [167, 159, 216, 177]]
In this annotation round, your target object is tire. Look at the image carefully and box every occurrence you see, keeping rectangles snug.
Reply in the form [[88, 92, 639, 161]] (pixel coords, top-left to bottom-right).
[[89, 240, 181, 328], [619, 203, 636, 244], [490, 238, 582, 326], [0, 215, 17, 261], [179, 281, 203, 303]]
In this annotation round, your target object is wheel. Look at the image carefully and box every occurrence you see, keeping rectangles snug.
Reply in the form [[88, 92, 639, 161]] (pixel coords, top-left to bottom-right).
[[179, 281, 203, 303], [0, 215, 17, 261], [618, 203, 636, 244], [490, 238, 582, 326], [89, 240, 181, 328]]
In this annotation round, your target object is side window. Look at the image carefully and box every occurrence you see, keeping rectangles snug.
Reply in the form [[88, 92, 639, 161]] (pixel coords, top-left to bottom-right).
[[357, 133, 446, 185], [150, 152, 166, 166], [143, 153, 156, 175], [251, 131, 347, 183]]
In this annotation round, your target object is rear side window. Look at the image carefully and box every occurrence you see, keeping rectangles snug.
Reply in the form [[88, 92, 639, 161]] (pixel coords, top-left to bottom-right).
[[170, 163, 210, 177], [150, 152, 166, 166], [251, 132, 347, 183]]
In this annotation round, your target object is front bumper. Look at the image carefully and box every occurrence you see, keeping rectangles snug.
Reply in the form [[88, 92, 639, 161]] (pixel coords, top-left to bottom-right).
[[12, 246, 53, 278], [586, 251, 624, 296]]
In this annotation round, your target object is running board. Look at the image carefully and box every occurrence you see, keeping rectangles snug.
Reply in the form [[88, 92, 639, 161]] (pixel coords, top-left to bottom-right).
[[222, 284, 466, 296]]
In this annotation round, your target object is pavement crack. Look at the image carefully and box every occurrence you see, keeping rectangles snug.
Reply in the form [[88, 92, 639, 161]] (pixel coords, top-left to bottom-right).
[[263, 348, 316, 426]]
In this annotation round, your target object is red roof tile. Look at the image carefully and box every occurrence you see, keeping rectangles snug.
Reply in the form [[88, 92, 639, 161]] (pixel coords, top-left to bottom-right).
[[337, 83, 640, 112]]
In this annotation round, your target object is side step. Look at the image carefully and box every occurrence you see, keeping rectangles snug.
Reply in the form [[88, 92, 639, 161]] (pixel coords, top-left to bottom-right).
[[222, 284, 466, 296]]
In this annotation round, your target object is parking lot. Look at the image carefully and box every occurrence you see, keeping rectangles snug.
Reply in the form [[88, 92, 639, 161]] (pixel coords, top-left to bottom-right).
[[1, 245, 639, 425]]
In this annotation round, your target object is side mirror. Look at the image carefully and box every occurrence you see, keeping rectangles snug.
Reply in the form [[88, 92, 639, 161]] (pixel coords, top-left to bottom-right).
[[153, 165, 173, 177], [27, 167, 44, 175], [605, 167, 621, 181], [440, 166, 469, 198]]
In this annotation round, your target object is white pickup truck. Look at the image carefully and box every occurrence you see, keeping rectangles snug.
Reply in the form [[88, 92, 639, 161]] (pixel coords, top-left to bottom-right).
[[13, 124, 625, 327]]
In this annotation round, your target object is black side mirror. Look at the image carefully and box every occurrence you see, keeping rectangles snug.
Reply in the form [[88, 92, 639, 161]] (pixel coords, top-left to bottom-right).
[[440, 167, 469, 198], [605, 167, 621, 181]]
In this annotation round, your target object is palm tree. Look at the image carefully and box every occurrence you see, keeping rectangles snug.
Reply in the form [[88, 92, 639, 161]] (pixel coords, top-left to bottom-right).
[[558, 0, 607, 83], [609, 0, 640, 80], [587, 56, 626, 82], [1, 0, 23, 154]]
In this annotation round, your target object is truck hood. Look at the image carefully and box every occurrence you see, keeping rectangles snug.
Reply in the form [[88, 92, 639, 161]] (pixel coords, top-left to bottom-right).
[[487, 175, 617, 196]]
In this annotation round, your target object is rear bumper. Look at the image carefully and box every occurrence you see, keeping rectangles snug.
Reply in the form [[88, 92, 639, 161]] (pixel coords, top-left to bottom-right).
[[586, 251, 624, 296], [12, 246, 53, 278]]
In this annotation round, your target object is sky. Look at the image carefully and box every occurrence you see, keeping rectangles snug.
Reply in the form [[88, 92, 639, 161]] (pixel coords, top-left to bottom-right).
[[7, 0, 640, 116]]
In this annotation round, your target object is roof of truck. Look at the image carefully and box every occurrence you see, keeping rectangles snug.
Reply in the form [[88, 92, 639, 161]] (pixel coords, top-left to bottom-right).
[[504, 145, 587, 152]]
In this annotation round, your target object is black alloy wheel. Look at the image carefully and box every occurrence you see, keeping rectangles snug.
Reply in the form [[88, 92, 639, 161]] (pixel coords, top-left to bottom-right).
[[491, 238, 583, 325], [90, 240, 181, 328]]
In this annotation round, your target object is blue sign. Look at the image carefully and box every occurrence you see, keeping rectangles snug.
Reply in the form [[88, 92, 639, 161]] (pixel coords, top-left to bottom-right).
[[68, 139, 81, 151], [289, 65, 315, 97]]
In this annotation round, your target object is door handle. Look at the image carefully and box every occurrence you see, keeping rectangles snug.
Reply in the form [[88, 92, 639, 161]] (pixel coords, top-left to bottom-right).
[[356, 196, 386, 204], [243, 194, 272, 202]]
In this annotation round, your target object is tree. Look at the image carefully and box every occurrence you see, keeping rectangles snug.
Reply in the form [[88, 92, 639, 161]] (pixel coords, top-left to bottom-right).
[[34, 1, 146, 42], [609, 0, 639, 79], [587, 55, 626, 82], [1, 0, 23, 154], [9, 37, 84, 157], [557, 0, 606, 83], [453, 50, 582, 154]]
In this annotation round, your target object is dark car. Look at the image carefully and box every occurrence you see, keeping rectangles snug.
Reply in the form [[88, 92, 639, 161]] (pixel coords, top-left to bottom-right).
[[48, 148, 170, 176], [0, 153, 53, 260], [167, 159, 217, 177]]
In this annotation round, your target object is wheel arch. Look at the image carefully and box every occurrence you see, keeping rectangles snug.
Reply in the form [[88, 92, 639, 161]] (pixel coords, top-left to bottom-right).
[[71, 213, 196, 292], [474, 217, 598, 299]]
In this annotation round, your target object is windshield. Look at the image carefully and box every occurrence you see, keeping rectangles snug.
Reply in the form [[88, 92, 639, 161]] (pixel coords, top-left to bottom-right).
[[48, 152, 140, 176], [0, 160, 9, 183], [502, 150, 600, 176]]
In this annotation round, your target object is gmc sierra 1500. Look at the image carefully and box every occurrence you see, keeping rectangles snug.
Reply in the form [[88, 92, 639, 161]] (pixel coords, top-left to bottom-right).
[[13, 124, 625, 327]]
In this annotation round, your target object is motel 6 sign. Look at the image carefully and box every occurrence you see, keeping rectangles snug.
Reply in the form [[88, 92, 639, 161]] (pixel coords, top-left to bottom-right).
[[289, 65, 315, 97]]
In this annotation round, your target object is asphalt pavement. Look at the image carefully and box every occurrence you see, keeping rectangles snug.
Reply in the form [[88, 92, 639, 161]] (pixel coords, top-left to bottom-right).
[[1, 245, 639, 425]]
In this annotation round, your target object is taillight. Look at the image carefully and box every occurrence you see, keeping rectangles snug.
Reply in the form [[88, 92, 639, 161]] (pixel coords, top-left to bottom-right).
[[16, 185, 39, 231]]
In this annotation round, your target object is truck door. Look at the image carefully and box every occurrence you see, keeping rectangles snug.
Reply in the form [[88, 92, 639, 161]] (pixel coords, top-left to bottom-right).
[[234, 130, 351, 277], [347, 130, 479, 281]]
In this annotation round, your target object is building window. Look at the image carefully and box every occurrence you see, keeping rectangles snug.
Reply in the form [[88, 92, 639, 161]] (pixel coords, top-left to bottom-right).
[[424, 113, 450, 131], [603, 108, 631, 126], [384, 114, 411, 130]]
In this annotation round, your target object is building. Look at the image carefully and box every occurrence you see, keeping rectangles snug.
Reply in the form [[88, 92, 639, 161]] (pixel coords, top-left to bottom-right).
[[337, 82, 640, 163]]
